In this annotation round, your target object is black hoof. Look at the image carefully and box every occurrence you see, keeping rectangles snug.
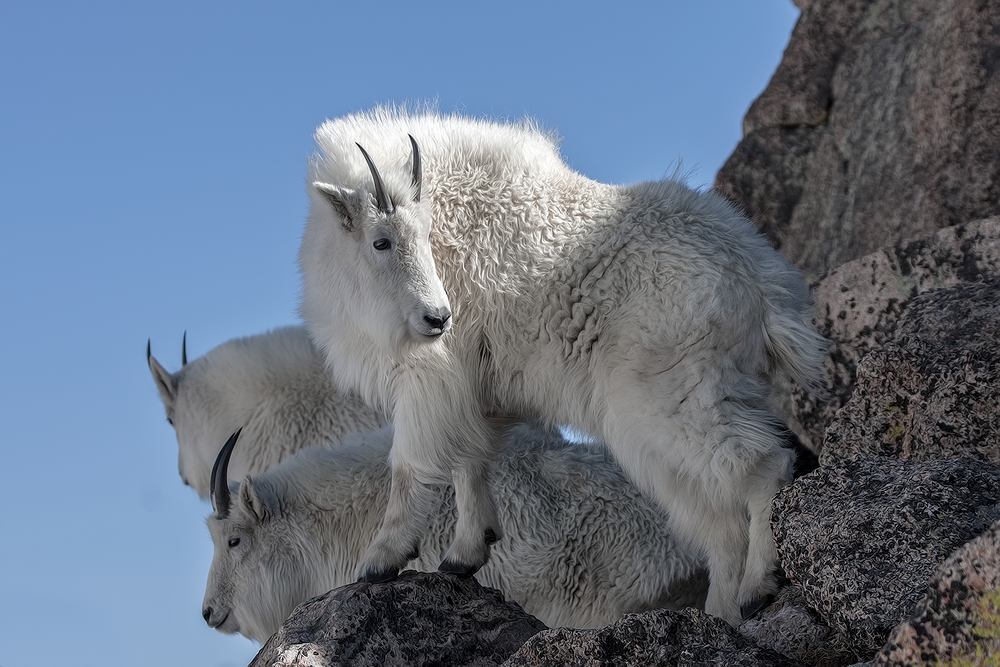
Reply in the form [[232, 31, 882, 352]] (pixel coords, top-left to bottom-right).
[[740, 595, 774, 620], [438, 558, 481, 578], [358, 565, 399, 584], [484, 528, 499, 545]]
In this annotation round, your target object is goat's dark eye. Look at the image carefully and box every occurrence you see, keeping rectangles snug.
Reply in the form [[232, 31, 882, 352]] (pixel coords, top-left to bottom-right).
[[227, 537, 240, 549], [373, 238, 391, 251]]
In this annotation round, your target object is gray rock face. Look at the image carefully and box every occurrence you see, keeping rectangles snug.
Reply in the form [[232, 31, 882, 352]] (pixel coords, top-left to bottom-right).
[[875, 519, 1000, 665], [785, 217, 1000, 451], [771, 456, 1000, 658], [716, 0, 1000, 282], [739, 587, 855, 667], [248, 571, 546, 667], [502, 607, 804, 667], [823, 277, 1000, 465]]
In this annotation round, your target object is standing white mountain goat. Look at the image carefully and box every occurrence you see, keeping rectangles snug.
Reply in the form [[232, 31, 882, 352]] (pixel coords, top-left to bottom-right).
[[298, 109, 827, 624], [147, 326, 386, 498], [203, 426, 708, 641]]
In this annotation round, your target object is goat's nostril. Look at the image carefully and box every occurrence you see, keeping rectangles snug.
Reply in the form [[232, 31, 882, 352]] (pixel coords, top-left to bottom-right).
[[424, 311, 451, 330], [203, 606, 212, 624]]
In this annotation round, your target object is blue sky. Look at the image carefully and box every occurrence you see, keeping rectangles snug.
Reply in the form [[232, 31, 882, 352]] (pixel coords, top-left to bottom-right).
[[0, 2, 797, 665]]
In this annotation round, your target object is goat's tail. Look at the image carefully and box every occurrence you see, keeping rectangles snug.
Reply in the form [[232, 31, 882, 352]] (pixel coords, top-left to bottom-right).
[[763, 295, 829, 396]]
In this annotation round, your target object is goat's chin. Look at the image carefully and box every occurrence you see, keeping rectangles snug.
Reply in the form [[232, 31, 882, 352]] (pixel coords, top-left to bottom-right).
[[405, 318, 451, 342], [405, 325, 449, 344]]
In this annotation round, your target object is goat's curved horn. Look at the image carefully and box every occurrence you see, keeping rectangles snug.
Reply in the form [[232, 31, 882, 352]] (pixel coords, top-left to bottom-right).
[[356, 143, 394, 214], [146, 339, 152, 363], [182, 331, 188, 366], [408, 135, 421, 202], [211, 428, 241, 518]]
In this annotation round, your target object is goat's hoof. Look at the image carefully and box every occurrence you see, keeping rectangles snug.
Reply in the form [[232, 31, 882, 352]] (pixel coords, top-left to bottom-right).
[[358, 565, 399, 584], [484, 528, 499, 545], [740, 595, 774, 620], [438, 558, 481, 578]]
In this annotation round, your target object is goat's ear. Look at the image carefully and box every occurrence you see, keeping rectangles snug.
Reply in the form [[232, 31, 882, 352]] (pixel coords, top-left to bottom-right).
[[147, 345, 178, 411], [313, 181, 364, 232], [239, 476, 277, 523]]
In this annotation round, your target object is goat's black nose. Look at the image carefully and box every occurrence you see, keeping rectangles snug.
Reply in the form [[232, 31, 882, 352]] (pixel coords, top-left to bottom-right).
[[424, 311, 451, 331], [203, 606, 212, 624]]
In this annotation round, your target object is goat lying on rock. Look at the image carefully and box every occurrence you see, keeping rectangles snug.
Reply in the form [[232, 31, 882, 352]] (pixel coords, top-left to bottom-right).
[[299, 108, 827, 623], [203, 426, 708, 641], [147, 326, 386, 498]]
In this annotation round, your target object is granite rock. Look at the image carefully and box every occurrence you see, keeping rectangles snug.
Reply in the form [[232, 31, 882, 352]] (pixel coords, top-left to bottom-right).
[[717, 0, 1000, 282], [771, 456, 1000, 658], [248, 571, 546, 667], [502, 607, 804, 667], [822, 277, 1000, 465], [783, 218, 1000, 452], [875, 519, 1000, 665]]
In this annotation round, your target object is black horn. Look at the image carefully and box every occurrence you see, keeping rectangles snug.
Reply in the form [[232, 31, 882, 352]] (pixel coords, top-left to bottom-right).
[[211, 428, 242, 518], [181, 331, 188, 366], [356, 143, 394, 214], [408, 134, 421, 202]]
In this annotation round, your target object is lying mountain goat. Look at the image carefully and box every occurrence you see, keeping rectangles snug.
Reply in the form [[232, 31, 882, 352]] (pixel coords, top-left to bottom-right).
[[299, 109, 827, 624], [147, 326, 386, 498], [203, 426, 708, 641]]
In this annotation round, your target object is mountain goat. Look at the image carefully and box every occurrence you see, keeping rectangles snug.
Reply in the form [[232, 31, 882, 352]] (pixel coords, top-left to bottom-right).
[[147, 326, 386, 498], [203, 426, 708, 641], [299, 108, 826, 624]]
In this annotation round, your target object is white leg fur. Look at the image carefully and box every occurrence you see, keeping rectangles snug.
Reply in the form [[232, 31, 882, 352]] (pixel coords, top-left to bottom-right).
[[355, 461, 439, 581], [440, 458, 502, 574], [597, 362, 789, 625]]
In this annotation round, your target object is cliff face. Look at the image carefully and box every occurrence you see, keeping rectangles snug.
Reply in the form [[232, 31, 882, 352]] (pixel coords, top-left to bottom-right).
[[716, 0, 1000, 283]]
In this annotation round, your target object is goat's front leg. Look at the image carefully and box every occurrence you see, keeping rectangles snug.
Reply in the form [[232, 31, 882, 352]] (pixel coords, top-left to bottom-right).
[[355, 460, 439, 583], [439, 456, 502, 576]]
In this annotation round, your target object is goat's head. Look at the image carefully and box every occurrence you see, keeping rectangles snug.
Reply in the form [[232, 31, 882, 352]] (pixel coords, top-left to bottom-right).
[[147, 334, 248, 498], [203, 429, 313, 643], [301, 136, 452, 352]]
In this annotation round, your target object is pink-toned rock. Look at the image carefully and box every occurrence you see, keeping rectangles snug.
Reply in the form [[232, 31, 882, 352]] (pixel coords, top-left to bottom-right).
[[876, 520, 1000, 665], [822, 277, 1000, 465], [782, 218, 1000, 452]]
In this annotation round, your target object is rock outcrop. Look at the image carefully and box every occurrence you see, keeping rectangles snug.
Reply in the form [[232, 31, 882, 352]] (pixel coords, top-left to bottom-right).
[[789, 218, 1000, 451], [248, 571, 546, 667], [771, 455, 1000, 659], [716, 0, 1000, 282], [822, 276, 1000, 465]]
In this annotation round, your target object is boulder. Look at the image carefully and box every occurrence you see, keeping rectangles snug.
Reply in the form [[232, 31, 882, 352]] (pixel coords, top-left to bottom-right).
[[248, 571, 546, 667], [875, 519, 1000, 665], [784, 217, 1000, 451], [502, 607, 804, 667], [739, 587, 856, 667], [822, 277, 1000, 465], [771, 456, 1000, 658]]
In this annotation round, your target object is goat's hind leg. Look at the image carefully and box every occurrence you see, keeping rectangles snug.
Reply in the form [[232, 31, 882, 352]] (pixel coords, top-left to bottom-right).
[[355, 461, 439, 583], [439, 457, 502, 576], [738, 448, 794, 618]]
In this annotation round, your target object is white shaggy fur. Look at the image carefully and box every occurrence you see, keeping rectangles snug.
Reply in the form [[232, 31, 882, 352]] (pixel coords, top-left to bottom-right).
[[203, 424, 708, 641], [299, 108, 827, 624], [148, 326, 386, 498]]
